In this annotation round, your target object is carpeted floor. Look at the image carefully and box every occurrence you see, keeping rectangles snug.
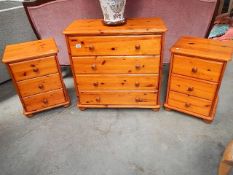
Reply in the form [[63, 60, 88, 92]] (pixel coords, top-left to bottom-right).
[[0, 63, 232, 175]]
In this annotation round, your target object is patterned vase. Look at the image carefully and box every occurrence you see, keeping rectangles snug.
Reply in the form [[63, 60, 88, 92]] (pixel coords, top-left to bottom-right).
[[99, 0, 127, 26]]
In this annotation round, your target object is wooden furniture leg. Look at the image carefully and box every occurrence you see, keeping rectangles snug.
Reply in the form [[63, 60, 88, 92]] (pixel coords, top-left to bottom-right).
[[79, 107, 87, 111], [152, 108, 160, 112], [164, 107, 172, 111]]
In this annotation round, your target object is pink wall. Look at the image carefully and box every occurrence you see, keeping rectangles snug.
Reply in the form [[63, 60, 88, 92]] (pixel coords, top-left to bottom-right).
[[28, 0, 217, 65]]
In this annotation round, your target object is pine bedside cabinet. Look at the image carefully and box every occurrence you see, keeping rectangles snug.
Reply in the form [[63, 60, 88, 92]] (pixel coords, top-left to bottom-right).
[[164, 36, 233, 123], [63, 18, 167, 111], [2, 38, 70, 117]]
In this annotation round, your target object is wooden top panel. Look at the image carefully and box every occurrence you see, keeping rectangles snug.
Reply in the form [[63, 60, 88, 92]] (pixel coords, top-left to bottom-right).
[[2, 38, 58, 63], [171, 36, 233, 62], [63, 18, 167, 35]]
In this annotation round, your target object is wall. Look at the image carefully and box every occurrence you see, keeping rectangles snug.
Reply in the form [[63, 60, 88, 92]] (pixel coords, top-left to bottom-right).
[[0, 1, 36, 83], [27, 0, 217, 64]]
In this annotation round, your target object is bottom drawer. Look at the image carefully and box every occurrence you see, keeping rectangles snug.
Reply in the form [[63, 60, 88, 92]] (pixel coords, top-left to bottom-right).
[[23, 89, 66, 112], [79, 91, 158, 105], [167, 91, 212, 117]]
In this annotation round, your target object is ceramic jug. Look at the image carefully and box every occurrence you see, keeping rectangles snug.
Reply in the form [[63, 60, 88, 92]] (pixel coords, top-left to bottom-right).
[[99, 0, 127, 25]]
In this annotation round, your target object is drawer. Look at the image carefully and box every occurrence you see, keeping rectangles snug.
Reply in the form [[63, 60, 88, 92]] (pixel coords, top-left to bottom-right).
[[76, 74, 159, 91], [23, 89, 66, 112], [68, 35, 161, 56], [172, 55, 223, 82], [17, 73, 62, 97], [79, 91, 158, 105], [170, 74, 218, 100], [10, 56, 58, 81], [167, 91, 212, 117], [73, 56, 160, 74]]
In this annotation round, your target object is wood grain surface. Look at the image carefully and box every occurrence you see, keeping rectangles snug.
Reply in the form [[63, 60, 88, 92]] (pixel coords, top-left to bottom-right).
[[73, 56, 160, 74], [68, 35, 161, 56], [2, 38, 58, 63], [63, 18, 167, 35]]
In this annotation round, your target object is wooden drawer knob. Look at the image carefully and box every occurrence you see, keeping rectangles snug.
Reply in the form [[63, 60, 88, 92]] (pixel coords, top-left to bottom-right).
[[187, 87, 194, 92], [135, 97, 142, 102], [135, 44, 141, 50], [42, 98, 48, 104], [96, 97, 101, 103], [89, 45, 95, 51], [33, 67, 39, 73], [135, 64, 141, 70], [93, 82, 99, 87], [91, 64, 97, 70], [191, 67, 198, 73], [185, 102, 191, 108], [135, 82, 140, 87], [38, 84, 44, 89]]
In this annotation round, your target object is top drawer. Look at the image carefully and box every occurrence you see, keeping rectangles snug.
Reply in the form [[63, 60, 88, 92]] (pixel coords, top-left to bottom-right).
[[172, 55, 223, 82], [68, 35, 161, 56], [10, 56, 58, 81]]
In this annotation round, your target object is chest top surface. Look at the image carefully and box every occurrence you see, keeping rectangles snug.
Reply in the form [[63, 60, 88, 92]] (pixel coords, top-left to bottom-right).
[[2, 38, 58, 63], [171, 36, 233, 62], [63, 18, 167, 35]]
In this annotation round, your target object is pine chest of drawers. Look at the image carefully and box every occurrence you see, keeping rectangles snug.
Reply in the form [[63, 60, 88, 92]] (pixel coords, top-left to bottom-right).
[[2, 38, 70, 117], [164, 36, 233, 123], [64, 18, 167, 110]]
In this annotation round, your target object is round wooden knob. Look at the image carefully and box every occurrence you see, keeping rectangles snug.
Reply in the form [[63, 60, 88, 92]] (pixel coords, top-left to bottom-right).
[[93, 82, 99, 87], [42, 98, 48, 104], [185, 102, 191, 108], [33, 68, 39, 73], [135, 64, 141, 70], [38, 84, 44, 89], [96, 97, 101, 102], [135, 97, 141, 102], [192, 67, 198, 73], [187, 87, 194, 92], [135, 82, 140, 87], [135, 44, 141, 50], [91, 64, 97, 70], [89, 45, 95, 51]]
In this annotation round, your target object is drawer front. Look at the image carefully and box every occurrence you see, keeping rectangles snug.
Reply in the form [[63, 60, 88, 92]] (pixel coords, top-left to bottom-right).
[[73, 56, 160, 74], [79, 91, 158, 105], [170, 74, 218, 100], [167, 91, 212, 117], [17, 73, 62, 97], [10, 56, 58, 81], [76, 74, 159, 91], [172, 55, 223, 82], [23, 89, 66, 112], [68, 35, 161, 56]]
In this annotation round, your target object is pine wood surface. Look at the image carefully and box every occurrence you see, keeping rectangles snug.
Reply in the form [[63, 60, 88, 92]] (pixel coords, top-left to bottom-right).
[[10, 56, 58, 81], [63, 18, 167, 35], [218, 140, 233, 175], [76, 74, 159, 91], [167, 91, 212, 117], [79, 91, 158, 106], [3, 38, 70, 117], [73, 56, 160, 74], [164, 36, 233, 123], [17, 73, 62, 97], [171, 36, 233, 62], [172, 55, 223, 82], [64, 18, 166, 109], [23, 89, 66, 112], [68, 35, 161, 56], [2, 38, 58, 63], [170, 74, 218, 101]]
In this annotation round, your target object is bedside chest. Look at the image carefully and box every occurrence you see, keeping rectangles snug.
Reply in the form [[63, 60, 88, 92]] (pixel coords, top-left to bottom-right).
[[164, 36, 233, 123], [2, 38, 70, 117], [64, 18, 167, 110]]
